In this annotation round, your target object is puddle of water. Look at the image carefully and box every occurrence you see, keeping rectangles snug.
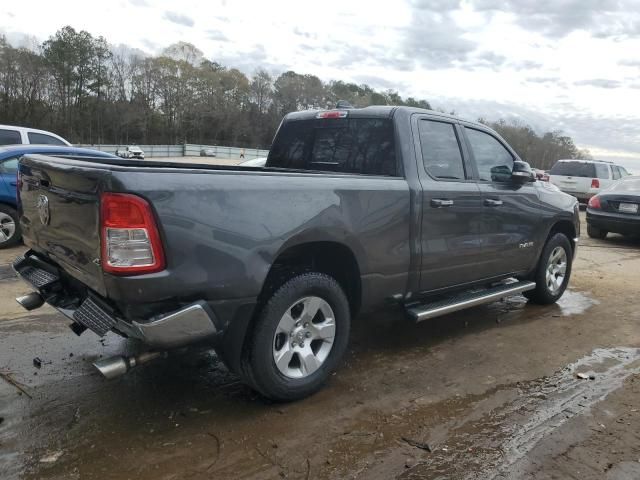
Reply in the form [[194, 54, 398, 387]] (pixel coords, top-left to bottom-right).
[[399, 347, 640, 480], [556, 289, 600, 316]]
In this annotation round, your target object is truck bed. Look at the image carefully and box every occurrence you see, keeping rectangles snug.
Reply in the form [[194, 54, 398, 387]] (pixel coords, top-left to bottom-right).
[[18, 153, 412, 326]]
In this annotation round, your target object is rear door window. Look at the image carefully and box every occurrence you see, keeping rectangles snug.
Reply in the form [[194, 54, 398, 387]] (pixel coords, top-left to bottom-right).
[[27, 132, 66, 145], [464, 128, 514, 182], [0, 129, 22, 145], [418, 120, 466, 180], [267, 117, 397, 176], [549, 161, 596, 178]]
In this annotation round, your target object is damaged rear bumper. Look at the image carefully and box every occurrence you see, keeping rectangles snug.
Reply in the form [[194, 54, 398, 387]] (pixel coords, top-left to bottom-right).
[[12, 252, 222, 349]]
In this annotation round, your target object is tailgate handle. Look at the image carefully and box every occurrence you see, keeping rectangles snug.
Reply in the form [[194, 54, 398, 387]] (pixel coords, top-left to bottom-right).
[[484, 198, 503, 207], [431, 198, 454, 208]]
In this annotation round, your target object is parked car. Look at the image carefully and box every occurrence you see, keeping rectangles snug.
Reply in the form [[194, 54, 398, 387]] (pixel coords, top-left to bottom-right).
[[532, 168, 548, 181], [12, 106, 579, 401], [115, 146, 145, 159], [0, 124, 71, 146], [239, 157, 267, 167], [548, 159, 629, 203], [586, 176, 640, 239], [0, 145, 119, 248], [200, 148, 217, 157]]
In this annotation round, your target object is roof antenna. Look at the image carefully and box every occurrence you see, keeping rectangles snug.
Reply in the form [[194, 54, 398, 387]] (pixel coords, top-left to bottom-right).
[[336, 100, 354, 109]]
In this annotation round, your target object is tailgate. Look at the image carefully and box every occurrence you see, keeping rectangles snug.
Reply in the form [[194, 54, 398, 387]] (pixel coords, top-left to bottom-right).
[[18, 155, 109, 295], [550, 175, 590, 194]]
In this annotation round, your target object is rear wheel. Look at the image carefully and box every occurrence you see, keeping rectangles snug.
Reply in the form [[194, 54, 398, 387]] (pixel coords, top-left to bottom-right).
[[524, 233, 572, 304], [587, 224, 608, 239], [243, 272, 350, 401], [0, 205, 20, 249]]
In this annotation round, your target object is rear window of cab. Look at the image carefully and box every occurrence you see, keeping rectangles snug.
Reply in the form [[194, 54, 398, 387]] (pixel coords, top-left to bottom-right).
[[267, 118, 397, 176]]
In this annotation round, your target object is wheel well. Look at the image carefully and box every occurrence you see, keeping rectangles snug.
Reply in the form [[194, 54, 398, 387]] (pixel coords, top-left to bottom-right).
[[548, 220, 576, 253], [0, 201, 17, 210], [259, 241, 362, 317]]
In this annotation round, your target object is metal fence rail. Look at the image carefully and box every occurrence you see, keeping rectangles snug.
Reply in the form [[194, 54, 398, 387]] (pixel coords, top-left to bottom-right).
[[77, 144, 269, 160]]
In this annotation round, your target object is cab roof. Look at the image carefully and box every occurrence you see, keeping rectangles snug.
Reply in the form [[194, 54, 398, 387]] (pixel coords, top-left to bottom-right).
[[283, 105, 485, 129]]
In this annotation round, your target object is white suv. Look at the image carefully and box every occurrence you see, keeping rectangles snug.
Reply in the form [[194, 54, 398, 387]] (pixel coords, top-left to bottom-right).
[[548, 159, 629, 203], [0, 124, 71, 146]]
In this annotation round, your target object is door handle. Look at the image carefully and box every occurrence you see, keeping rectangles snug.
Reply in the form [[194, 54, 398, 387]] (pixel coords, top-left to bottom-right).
[[484, 198, 503, 207], [431, 198, 454, 208]]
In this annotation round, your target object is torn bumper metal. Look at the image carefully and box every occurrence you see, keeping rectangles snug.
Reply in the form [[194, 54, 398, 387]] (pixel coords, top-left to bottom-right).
[[12, 252, 221, 349]]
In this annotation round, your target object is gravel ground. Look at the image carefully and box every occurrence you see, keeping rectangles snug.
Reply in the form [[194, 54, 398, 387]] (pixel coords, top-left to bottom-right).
[[0, 212, 639, 479]]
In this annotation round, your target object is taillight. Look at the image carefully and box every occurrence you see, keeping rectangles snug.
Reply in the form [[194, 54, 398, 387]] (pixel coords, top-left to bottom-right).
[[316, 110, 348, 119], [591, 178, 600, 189], [588, 195, 601, 209], [100, 193, 165, 275]]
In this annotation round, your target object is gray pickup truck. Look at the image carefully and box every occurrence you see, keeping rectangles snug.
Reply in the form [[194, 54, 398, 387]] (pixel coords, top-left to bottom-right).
[[14, 106, 580, 400]]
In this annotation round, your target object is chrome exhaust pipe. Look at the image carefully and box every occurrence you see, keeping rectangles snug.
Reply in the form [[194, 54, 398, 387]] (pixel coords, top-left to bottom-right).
[[93, 351, 164, 379], [15, 292, 45, 311]]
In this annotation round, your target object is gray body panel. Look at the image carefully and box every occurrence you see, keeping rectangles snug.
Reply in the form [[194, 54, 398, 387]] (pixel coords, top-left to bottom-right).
[[16, 106, 579, 356]]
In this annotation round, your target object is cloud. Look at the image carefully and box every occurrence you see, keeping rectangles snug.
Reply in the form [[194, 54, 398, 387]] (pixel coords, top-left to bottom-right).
[[574, 78, 622, 89], [410, 0, 462, 12], [403, 9, 476, 67], [129, 0, 149, 6], [352, 74, 408, 92], [140, 38, 158, 52], [293, 27, 316, 40], [213, 44, 289, 75], [527, 76, 562, 84], [163, 11, 194, 27], [509, 60, 543, 71], [327, 43, 415, 71], [207, 30, 228, 42], [471, 0, 640, 38], [462, 51, 507, 70], [619, 59, 640, 67]]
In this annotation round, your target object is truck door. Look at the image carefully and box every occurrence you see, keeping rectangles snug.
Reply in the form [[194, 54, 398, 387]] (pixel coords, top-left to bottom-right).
[[462, 126, 541, 276], [413, 116, 485, 292]]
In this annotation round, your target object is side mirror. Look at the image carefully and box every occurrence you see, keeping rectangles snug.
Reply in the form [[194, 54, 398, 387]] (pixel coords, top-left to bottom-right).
[[512, 160, 535, 183]]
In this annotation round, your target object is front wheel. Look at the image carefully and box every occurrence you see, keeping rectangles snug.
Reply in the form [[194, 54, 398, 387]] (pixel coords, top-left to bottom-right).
[[524, 233, 572, 305], [243, 272, 351, 401]]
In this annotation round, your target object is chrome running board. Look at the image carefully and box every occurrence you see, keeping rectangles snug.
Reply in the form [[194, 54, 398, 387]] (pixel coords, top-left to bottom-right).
[[407, 280, 536, 322]]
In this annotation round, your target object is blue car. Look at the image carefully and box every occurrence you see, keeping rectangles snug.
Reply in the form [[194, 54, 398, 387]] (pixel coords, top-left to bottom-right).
[[0, 145, 119, 248]]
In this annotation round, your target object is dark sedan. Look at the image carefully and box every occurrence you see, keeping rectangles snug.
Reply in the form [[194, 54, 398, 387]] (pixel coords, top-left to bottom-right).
[[586, 176, 640, 239]]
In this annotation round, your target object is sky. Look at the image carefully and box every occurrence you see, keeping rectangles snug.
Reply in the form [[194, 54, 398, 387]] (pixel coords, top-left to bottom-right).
[[2, 0, 640, 170]]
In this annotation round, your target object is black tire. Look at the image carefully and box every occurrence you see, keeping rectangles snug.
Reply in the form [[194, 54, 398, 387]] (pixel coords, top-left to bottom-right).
[[587, 224, 608, 239], [243, 272, 351, 401], [524, 233, 572, 305], [0, 204, 20, 249]]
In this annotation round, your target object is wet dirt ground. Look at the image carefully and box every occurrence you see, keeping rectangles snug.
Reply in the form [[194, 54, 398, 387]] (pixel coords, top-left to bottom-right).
[[1, 213, 639, 480]]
